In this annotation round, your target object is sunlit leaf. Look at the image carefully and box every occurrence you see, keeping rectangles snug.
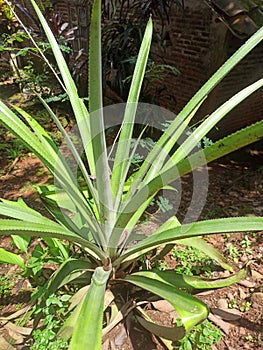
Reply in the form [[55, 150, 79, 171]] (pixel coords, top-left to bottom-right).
[[69, 266, 111, 350], [125, 273, 208, 333], [0, 248, 25, 268]]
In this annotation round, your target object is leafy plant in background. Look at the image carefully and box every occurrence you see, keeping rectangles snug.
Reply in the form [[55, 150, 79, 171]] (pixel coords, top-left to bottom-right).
[[0, 0, 21, 80], [0, 0, 16, 33], [102, 0, 185, 22], [0, 132, 27, 160], [0, 0, 262, 349], [0, 1, 78, 99], [101, 0, 181, 104], [102, 19, 179, 104], [0, 272, 16, 297]]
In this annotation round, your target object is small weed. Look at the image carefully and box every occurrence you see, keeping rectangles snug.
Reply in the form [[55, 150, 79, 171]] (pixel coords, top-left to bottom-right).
[[15, 308, 34, 327], [245, 334, 254, 341], [26, 245, 63, 287], [240, 235, 253, 255], [154, 259, 169, 271], [228, 298, 250, 312], [225, 234, 254, 262], [15, 303, 23, 310], [29, 293, 70, 349], [0, 274, 16, 297], [228, 298, 238, 309], [240, 301, 251, 312], [35, 166, 48, 177], [225, 243, 240, 262], [19, 183, 37, 195], [238, 205, 254, 216], [0, 137, 27, 160], [172, 246, 214, 276], [174, 319, 222, 350]]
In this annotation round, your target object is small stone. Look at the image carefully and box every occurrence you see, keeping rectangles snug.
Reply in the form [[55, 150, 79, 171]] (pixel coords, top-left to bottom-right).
[[251, 270, 263, 281], [238, 279, 256, 288], [217, 298, 228, 309], [240, 254, 248, 262], [239, 327, 247, 336], [251, 292, 263, 306], [152, 300, 174, 313], [238, 287, 247, 300], [227, 293, 235, 300]]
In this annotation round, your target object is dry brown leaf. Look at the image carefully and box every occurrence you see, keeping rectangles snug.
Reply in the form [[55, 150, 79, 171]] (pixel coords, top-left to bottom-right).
[[104, 290, 115, 310], [114, 323, 128, 346], [0, 304, 33, 322], [102, 302, 134, 338], [3, 322, 32, 345], [152, 300, 174, 313], [102, 338, 110, 350], [0, 336, 16, 350], [211, 307, 242, 321], [4, 328, 23, 345], [4, 322, 31, 336], [208, 313, 232, 334]]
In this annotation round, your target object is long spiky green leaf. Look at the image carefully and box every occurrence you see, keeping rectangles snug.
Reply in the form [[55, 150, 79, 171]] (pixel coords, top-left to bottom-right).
[[0, 219, 107, 261], [111, 18, 153, 201], [30, 0, 95, 175], [88, 0, 113, 244], [114, 217, 263, 266], [125, 274, 208, 333], [0, 100, 105, 246], [69, 266, 111, 350], [37, 94, 100, 213]]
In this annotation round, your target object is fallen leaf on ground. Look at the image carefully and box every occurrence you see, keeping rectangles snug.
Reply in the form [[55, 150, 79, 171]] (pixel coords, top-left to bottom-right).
[[211, 307, 242, 321], [208, 313, 232, 334]]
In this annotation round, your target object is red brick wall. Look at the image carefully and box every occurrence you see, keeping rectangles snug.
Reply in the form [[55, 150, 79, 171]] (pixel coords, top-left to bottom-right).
[[153, 2, 213, 113], [152, 0, 263, 138], [206, 34, 263, 139]]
